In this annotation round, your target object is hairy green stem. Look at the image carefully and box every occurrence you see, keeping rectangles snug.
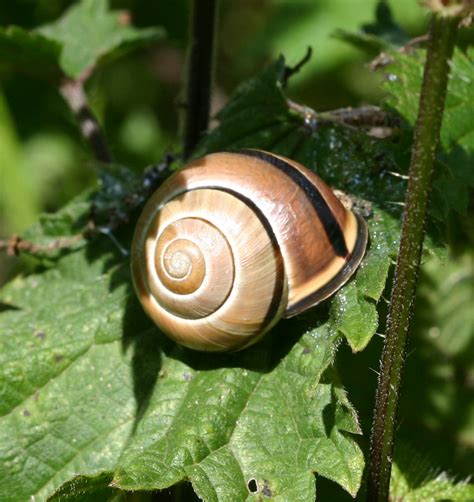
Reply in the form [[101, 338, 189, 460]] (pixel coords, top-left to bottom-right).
[[367, 15, 458, 502], [182, 0, 218, 159]]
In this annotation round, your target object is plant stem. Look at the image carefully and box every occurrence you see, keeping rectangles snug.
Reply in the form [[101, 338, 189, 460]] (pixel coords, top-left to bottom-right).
[[182, 0, 218, 159], [0, 233, 84, 256], [60, 78, 112, 163], [367, 15, 458, 502]]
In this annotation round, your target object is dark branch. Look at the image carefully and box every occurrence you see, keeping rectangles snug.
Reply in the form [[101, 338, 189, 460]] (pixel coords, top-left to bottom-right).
[[60, 78, 112, 163], [182, 0, 219, 159]]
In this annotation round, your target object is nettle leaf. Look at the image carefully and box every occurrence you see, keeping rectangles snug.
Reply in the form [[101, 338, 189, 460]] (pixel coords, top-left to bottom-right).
[[47, 473, 118, 502], [419, 253, 474, 362], [390, 444, 474, 502], [399, 253, 474, 458], [382, 47, 474, 219], [0, 243, 363, 501], [394, 478, 474, 502], [339, 21, 474, 220], [114, 325, 363, 500], [39, 0, 163, 79], [333, 0, 409, 57], [0, 57, 415, 500], [0, 245, 137, 501], [0, 0, 163, 81], [359, 0, 408, 47]]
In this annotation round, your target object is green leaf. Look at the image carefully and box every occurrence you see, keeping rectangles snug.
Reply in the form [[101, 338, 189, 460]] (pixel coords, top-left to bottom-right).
[[47, 473, 118, 502], [38, 0, 163, 79], [334, 0, 409, 56], [331, 209, 399, 351], [0, 239, 363, 500], [399, 478, 474, 502], [360, 1, 408, 46], [391, 443, 474, 502], [0, 245, 137, 501], [194, 58, 290, 155], [331, 282, 379, 353], [113, 326, 363, 499], [333, 29, 390, 58], [382, 47, 474, 218], [0, 0, 163, 81], [384, 47, 474, 152]]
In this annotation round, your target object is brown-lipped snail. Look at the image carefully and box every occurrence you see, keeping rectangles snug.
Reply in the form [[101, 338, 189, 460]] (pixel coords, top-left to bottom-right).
[[131, 150, 368, 352]]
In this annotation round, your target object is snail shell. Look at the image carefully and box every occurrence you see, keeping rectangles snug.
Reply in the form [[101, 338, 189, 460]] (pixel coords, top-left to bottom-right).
[[131, 150, 368, 351]]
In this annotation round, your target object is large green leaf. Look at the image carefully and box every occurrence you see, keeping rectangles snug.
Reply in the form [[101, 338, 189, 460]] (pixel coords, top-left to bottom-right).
[[114, 324, 363, 499], [0, 52, 456, 500], [38, 0, 163, 79], [0, 244, 135, 501], [0, 241, 364, 501], [0, 0, 163, 81], [390, 443, 474, 502]]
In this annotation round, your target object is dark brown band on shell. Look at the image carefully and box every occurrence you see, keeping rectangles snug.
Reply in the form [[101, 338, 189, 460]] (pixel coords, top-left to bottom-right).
[[284, 213, 368, 317], [237, 149, 349, 258]]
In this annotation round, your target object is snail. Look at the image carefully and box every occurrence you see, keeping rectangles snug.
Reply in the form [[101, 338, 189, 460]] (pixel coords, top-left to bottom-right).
[[131, 150, 368, 352]]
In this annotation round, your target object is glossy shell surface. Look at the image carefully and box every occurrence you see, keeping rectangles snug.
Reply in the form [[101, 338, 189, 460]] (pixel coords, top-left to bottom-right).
[[131, 150, 367, 351]]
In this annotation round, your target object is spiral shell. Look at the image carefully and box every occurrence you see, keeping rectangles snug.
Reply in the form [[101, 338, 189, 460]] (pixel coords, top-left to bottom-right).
[[131, 150, 367, 351]]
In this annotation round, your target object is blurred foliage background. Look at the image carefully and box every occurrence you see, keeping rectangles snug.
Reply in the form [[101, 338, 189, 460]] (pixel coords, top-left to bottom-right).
[[0, 0, 472, 493]]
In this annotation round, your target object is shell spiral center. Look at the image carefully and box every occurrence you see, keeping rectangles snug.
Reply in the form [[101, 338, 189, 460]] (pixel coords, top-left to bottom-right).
[[166, 249, 191, 278], [150, 216, 235, 319], [156, 237, 205, 295]]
